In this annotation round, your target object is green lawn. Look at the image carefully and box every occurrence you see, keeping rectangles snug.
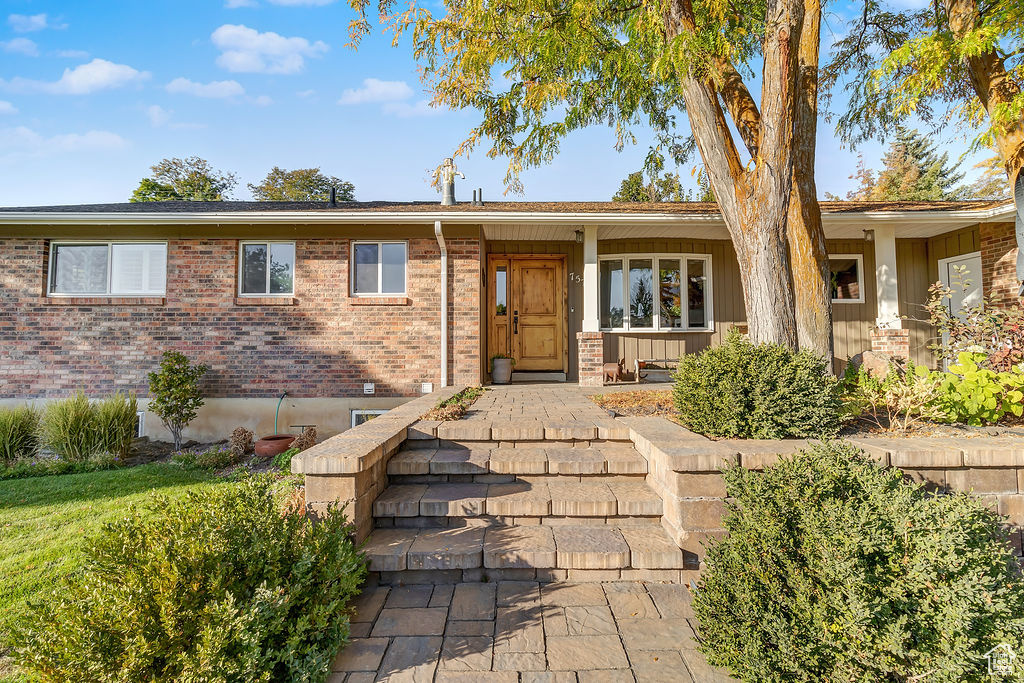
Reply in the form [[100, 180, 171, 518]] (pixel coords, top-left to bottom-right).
[[0, 464, 229, 680]]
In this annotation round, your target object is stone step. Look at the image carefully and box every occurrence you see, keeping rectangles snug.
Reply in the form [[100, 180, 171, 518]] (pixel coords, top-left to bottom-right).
[[372, 481, 663, 522], [362, 524, 686, 573], [387, 445, 647, 477]]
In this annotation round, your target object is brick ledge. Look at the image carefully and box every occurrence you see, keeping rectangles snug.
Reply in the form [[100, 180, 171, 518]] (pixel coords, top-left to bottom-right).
[[234, 296, 297, 306], [43, 296, 165, 306], [349, 297, 411, 306]]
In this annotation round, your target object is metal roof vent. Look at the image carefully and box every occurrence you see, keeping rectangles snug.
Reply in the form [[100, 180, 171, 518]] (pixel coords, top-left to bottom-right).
[[439, 157, 464, 206]]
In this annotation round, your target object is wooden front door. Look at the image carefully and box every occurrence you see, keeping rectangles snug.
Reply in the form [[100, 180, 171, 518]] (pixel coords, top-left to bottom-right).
[[488, 255, 566, 372]]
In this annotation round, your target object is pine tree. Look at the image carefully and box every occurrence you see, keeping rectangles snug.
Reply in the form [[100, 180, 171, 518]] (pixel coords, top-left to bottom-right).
[[872, 128, 966, 201]]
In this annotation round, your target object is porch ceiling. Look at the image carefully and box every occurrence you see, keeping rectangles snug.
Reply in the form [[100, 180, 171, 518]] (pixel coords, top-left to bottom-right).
[[482, 208, 1013, 242]]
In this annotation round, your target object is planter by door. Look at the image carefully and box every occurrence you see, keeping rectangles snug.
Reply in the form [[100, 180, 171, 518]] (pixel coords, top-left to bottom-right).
[[492, 358, 513, 384]]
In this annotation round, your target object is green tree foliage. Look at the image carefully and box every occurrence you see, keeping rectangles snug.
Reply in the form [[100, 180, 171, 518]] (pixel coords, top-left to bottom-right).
[[249, 166, 356, 201], [147, 351, 209, 450], [695, 442, 1024, 682], [672, 331, 843, 439], [823, 0, 1024, 188], [872, 127, 966, 200], [130, 156, 238, 202], [613, 168, 714, 202], [967, 155, 1012, 200], [14, 476, 368, 682], [347, 0, 835, 356]]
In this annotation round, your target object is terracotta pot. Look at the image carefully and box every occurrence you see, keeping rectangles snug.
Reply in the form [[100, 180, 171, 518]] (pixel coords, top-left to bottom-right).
[[254, 433, 297, 458]]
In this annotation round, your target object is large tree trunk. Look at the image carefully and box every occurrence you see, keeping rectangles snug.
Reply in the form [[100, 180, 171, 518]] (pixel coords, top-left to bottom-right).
[[945, 0, 1024, 295], [788, 0, 833, 361], [667, 0, 808, 350]]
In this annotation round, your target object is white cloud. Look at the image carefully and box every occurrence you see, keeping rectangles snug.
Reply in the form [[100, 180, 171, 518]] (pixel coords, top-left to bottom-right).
[[225, 0, 258, 6], [297, 89, 316, 98], [166, 76, 245, 98], [211, 24, 328, 74], [2, 38, 39, 57], [8, 13, 65, 33], [338, 78, 413, 105], [383, 99, 445, 118], [249, 94, 273, 106], [0, 101, 17, 115], [0, 125, 126, 161], [0, 58, 149, 95], [55, 49, 89, 59], [146, 104, 171, 127]]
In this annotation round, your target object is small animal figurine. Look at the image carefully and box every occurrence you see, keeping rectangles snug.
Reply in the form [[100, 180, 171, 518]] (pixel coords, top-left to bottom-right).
[[603, 358, 625, 383]]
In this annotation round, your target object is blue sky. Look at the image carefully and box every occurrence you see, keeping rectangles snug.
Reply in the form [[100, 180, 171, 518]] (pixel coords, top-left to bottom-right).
[[0, 0, 982, 207]]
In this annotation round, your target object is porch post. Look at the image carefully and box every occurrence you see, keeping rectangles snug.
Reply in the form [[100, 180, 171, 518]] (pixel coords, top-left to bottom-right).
[[871, 225, 909, 359], [582, 226, 599, 331], [873, 225, 901, 329], [578, 225, 605, 385]]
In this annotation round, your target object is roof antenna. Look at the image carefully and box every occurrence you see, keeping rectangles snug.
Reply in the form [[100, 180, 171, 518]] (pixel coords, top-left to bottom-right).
[[329, 186, 337, 207]]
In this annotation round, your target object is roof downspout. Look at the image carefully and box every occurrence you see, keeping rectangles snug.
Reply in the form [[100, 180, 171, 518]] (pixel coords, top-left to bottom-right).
[[435, 220, 448, 388]]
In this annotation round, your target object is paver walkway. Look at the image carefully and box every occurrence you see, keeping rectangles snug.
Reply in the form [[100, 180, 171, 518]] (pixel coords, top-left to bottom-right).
[[332, 580, 737, 682]]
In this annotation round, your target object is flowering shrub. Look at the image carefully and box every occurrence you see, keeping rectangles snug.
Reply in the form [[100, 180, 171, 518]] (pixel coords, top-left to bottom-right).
[[925, 274, 1024, 372]]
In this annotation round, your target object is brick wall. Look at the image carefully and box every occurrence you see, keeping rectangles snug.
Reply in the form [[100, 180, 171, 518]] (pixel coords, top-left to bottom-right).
[[981, 221, 1022, 309], [870, 328, 910, 359], [0, 237, 481, 398], [577, 331, 604, 387]]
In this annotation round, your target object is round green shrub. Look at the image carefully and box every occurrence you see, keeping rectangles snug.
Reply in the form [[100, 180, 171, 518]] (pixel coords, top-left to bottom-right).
[[693, 442, 1024, 682], [672, 331, 843, 438], [14, 475, 367, 682]]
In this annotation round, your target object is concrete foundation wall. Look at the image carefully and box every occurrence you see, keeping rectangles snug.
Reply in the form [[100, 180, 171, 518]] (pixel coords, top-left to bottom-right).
[[0, 395, 413, 443]]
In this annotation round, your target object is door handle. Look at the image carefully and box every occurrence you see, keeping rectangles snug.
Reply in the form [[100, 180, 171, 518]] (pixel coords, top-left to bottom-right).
[[513, 310, 519, 334]]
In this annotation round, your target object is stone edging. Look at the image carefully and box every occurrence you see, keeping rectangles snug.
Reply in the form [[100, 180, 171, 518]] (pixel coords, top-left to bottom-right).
[[291, 386, 462, 475], [624, 416, 1024, 561]]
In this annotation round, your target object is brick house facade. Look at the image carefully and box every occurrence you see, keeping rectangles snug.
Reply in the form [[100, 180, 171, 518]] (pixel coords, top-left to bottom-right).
[[0, 199, 1019, 440]]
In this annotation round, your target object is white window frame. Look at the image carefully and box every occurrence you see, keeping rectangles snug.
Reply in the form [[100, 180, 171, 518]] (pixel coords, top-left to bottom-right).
[[47, 240, 168, 297], [238, 241, 296, 297], [829, 253, 865, 304], [598, 253, 714, 333], [351, 240, 408, 297], [351, 409, 388, 428]]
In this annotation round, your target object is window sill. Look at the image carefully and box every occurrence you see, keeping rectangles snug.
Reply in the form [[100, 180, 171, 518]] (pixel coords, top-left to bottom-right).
[[601, 327, 714, 335], [350, 297, 411, 306], [234, 296, 297, 306], [44, 296, 166, 306]]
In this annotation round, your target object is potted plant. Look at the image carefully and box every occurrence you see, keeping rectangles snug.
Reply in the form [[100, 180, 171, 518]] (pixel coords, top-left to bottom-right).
[[491, 354, 515, 384]]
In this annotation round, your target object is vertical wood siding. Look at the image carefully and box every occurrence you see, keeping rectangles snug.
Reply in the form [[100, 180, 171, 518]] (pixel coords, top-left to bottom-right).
[[487, 232, 962, 377]]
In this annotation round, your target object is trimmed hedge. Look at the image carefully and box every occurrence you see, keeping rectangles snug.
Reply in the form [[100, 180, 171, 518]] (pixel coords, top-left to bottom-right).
[[672, 332, 843, 438], [694, 442, 1024, 682], [14, 475, 367, 682]]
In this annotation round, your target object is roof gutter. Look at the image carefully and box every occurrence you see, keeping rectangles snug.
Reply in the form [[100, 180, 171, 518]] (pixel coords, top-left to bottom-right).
[[0, 204, 1014, 226], [434, 220, 448, 389]]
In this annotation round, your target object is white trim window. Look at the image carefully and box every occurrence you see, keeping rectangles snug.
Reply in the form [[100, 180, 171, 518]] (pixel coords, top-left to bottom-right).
[[829, 254, 865, 303], [49, 242, 167, 296], [599, 253, 713, 331], [352, 409, 387, 428], [239, 241, 295, 296], [352, 241, 407, 296]]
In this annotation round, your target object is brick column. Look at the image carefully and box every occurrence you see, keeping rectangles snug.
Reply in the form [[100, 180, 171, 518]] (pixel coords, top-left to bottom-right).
[[871, 328, 909, 359], [577, 331, 605, 387]]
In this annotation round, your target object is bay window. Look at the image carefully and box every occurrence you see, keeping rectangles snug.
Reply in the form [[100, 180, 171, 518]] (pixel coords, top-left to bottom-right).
[[599, 253, 712, 331], [49, 242, 167, 296]]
